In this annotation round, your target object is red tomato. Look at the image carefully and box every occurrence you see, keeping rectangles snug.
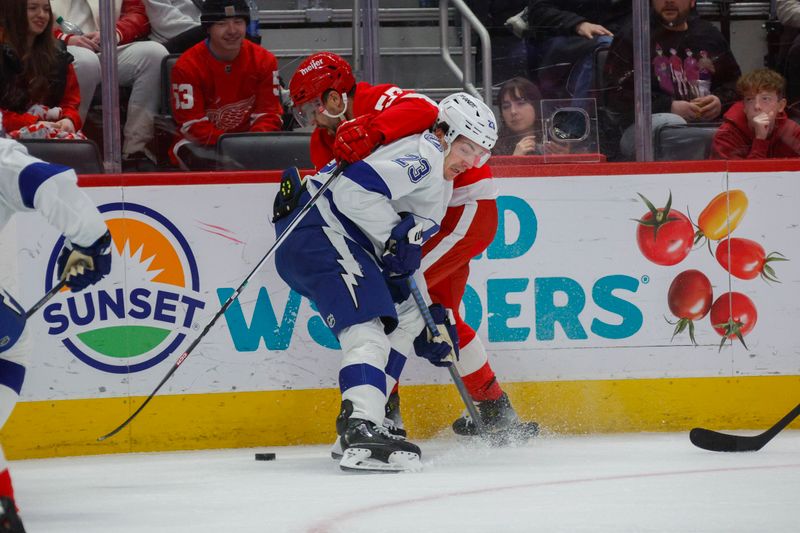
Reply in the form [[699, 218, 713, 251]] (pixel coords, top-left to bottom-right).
[[709, 292, 757, 350], [667, 270, 713, 345], [715, 238, 786, 282], [635, 193, 694, 266], [668, 270, 713, 319]]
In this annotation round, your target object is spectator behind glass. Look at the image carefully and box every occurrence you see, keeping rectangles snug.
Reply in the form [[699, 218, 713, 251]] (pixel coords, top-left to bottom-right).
[[604, 0, 741, 160], [144, 0, 205, 54], [50, 0, 169, 169], [494, 77, 543, 155], [0, 0, 84, 140], [711, 68, 800, 159], [526, 0, 631, 100], [467, 1, 530, 86], [168, 0, 282, 170], [776, 0, 800, 116]]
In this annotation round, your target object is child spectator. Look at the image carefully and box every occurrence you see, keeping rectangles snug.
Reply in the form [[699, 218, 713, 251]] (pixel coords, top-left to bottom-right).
[[169, 0, 282, 169], [711, 68, 800, 159], [0, 0, 84, 140], [493, 77, 544, 155]]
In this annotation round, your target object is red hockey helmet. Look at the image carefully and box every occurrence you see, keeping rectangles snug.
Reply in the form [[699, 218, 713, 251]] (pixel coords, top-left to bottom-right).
[[289, 52, 356, 108]]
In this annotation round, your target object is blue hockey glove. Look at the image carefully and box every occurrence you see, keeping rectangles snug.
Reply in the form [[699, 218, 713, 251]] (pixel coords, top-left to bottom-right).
[[0, 291, 26, 354], [385, 277, 412, 303], [57, 230, 112, 292], [382, 215, 423, 279], [413, 304, 459, 367]]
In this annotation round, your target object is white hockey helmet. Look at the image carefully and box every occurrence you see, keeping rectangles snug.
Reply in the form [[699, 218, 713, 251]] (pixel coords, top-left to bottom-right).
[[436, 92, 498, 166]]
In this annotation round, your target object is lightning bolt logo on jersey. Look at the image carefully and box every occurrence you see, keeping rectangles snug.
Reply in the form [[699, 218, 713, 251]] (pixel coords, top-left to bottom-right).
[[273, 132, 450, 337]]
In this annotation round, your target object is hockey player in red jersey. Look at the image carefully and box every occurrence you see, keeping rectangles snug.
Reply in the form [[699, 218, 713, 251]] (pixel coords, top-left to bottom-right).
[[289, 52, 538, 440], [169, 0, 283, 169]]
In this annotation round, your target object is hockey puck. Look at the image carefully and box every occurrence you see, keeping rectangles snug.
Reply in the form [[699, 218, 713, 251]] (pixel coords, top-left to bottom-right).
[[255, 452, 276, 461]]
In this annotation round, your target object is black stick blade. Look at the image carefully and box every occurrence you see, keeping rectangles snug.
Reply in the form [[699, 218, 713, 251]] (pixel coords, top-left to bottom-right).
[[689, 427, 765, 452], [690, 402, 800, 453]]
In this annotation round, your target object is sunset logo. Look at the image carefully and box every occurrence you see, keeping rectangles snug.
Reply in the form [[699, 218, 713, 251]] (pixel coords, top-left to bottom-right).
[[43, 203, 206, 374]]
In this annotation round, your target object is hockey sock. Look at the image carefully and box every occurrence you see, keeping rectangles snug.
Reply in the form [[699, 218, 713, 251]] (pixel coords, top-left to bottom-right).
[[338, 319, 391, 425], [462, 362, 503, 402], [0, 446, 13, 501]]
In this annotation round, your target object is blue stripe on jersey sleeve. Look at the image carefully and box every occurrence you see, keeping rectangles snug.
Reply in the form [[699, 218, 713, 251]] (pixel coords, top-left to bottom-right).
[[18, 162, 72, 209], [343, 161, 392, 199]]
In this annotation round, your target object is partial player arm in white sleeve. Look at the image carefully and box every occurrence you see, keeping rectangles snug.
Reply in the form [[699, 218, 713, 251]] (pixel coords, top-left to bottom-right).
[[0, 138, 107, 247]]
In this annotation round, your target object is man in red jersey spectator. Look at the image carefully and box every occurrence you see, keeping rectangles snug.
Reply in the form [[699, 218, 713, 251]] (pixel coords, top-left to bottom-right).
[[169, 0, 283, 169], [289, 52, 539, 449]]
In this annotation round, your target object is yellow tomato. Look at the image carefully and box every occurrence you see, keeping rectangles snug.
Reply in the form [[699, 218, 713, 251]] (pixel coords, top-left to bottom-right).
[[698, 189, 748, 241]]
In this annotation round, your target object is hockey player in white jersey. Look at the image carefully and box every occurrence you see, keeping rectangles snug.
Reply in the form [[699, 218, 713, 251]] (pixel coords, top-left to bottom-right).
[[0, 136, 111, 530], [273, 93, 497, 472]]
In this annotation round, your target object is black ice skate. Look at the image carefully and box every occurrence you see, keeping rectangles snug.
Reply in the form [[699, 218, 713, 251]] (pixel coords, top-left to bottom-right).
[[0, 497, 25, 533], [383, 390, 407, 438], [330, 394, 406, 460], [339, 418, 421, 473], [452, 392, 540, 444]]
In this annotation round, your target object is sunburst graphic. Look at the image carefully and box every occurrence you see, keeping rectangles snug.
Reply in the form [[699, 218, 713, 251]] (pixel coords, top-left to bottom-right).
[[45, 202, 204, 374], [106, 218, 185, 286]]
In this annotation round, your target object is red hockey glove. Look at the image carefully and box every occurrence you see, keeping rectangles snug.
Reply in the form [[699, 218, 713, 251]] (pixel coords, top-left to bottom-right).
[[333, 114, 385, 164]]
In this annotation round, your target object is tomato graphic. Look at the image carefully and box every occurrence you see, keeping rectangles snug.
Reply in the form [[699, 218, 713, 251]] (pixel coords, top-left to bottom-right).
[[667, 270, 713, 345], [715, 238, 787, 282], [709, 292, 757, 350], [635, 192, 694, 266], [695, 189, 748, 243]]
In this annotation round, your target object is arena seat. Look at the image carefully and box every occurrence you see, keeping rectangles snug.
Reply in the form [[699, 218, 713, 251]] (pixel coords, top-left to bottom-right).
[[160, 53, 182, 115], [19, 139, 103, 174], [215, 132, 313, 170], [654, 123, 721, 161]]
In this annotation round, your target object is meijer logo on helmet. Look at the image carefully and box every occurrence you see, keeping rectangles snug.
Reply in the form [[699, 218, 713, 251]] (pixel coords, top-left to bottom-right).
[[43, 203, 206, 374], [299, 59, 325, 75]]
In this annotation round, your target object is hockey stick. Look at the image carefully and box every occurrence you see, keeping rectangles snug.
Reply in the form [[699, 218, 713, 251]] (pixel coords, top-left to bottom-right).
[[690, 402, 800, 452], [406, 277, 485, 435], [97, 164, 346, 441], [25, 279, 67, 319]]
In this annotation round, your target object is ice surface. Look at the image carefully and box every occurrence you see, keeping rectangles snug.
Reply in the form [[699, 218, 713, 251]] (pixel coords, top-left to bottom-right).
[[13, 431, 799, 533]]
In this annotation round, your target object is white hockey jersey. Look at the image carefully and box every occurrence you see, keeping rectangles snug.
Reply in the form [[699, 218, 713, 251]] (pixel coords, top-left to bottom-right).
[[0, 138, 106, 246], [306, 131, 452, 260]]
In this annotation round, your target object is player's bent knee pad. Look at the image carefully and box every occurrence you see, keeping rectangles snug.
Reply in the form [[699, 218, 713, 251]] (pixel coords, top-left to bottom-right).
[[339, 318, 391, 369]]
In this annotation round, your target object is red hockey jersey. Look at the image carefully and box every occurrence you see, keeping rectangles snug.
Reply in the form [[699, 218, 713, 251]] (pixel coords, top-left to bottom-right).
[[170, 39, 283, 151], [310, 81, 439, 171], [309, 82, 495, 202]]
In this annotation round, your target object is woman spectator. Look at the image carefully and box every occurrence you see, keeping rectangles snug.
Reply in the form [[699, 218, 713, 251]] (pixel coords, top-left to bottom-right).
[[0, 0, 84, 140], [494, 77, 544, 155]]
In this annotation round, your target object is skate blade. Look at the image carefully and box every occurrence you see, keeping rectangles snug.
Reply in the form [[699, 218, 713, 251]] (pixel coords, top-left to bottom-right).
[[339, 448, 421, 473]]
